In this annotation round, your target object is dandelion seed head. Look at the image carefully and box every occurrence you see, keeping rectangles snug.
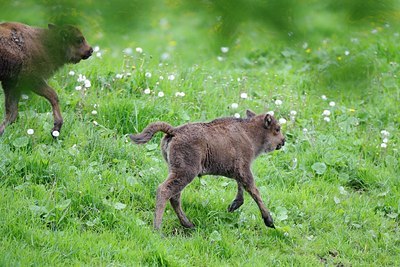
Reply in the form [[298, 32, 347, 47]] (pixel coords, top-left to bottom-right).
[[69, 70, 75, 76], [240, 93, 248, 99], [144, 88, 151, 94], [75, 85, 82, 91], [290, 110, 297, 116], [84, 80, 91, 88], [329, 101, 336, 107], [279, 118, 287, 124], [168, 74, 175, 81], [135, 47, 143, 53], [93, 46, 100, 52], [324, 117, 331, 122], [27, 129, 34, 135], [52, 130, 60, 137], [221, 47, 229, 53], [91, 110, 98, 115], [321, 95, 328, 100], [145, 72, 152, 78], [234, 113, 241, 118], [158, 91, 165, 97], [231, 103, 239, 109], [275, 99, 283, 106], [322, 110, 331, 116], [381, 143, 387, 148]]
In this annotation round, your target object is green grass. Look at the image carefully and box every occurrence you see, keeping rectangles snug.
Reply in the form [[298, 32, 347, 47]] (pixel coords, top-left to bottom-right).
[[1, 2, 400, 266]]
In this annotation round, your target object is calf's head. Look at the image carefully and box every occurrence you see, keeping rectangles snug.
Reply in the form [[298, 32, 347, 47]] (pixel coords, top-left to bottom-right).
[[48, 24, 93, 63], [247, 110, 285, 153]]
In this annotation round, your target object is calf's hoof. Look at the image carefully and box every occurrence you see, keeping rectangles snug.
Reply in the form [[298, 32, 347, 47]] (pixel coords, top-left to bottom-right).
[[263, 216, 275, 229]]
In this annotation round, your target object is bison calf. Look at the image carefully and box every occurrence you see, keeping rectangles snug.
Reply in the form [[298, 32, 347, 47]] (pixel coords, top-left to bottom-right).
[[0, 22, 92, 136], [130, 110, 285, 230]]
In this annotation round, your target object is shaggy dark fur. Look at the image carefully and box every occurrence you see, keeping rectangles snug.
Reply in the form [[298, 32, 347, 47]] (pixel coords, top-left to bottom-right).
[[0, 22, 92, 136], [130, 110, 286, 230]]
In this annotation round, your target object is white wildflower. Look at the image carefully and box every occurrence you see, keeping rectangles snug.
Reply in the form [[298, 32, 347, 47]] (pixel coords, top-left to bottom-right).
[[344, 51, 350, 56], [21, 94, 29, 100], [290, 110, 297, 116], [145, 72, 152, 78], [175, 92, 185, 97], [69, 70, 75, 76], [221, 47, 229, 53], [234, 113, 241, 118], [168, 74, 175, 81], [381, 143, 387, 148], [217, 56, 224, 62], [275, 99, 283, 106], [144, 88, 151, 94], [93, 121, 98, 126], [382, 138, 389, 143], [93, 46, 100, 52], [324, 117, 331, 122], [321, 95, 328, 100], [267, 111, 275, 116], [380, 130, 390, 137], [231, 103, 239, 109], [52, 130, 60, 137], [116, 74, 123, 79], [240, 93, 248, 99], [75, 86, 82, 91], [91, 110, 98, 115], [279, 118, 287, 124], [136, 47, 143, 53], [123, 48, 133, 55], [27, 129, 34, 135], [329, 101, 336, 107], [322, 110, 331, 116], [158, 91, 165, 97], [84, 80, 91, 88], [96, 52, 102, 58]]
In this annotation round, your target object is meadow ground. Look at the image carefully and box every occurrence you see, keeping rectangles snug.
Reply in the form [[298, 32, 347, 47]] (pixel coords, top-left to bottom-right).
[[0, 2, 399, 266]]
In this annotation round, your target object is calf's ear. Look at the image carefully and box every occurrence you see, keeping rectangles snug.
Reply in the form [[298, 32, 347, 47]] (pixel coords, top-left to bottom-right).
[[264, 114, 273, 128], [246, 110, 256, 118]]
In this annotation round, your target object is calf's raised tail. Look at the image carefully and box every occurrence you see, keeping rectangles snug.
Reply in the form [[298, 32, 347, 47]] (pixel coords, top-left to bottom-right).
[[130, 122, 174, 144]]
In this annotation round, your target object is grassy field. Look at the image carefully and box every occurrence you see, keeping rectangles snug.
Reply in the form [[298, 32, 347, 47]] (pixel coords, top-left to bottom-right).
[[1, 1, 399, 266]]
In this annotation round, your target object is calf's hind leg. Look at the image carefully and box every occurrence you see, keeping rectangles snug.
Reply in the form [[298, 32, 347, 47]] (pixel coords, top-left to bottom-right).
[[154, 172, 195, 230]]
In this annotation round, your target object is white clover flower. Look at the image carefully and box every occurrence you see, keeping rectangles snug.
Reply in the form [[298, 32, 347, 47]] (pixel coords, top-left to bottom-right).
[[145, 72, 152, 78], [52, 130, 60, 137], [382, 138, 389, 143], [380, 130, 390, 137], [27, 129, 34, 135], [290, 110, 297, 116], [93, 46, 100, 53], [135, 47, 143, 53], [231, 103, 239, 109], [123, 47, 133, 55], [240, 93, 248, 99], [303, 128, 308, 133], [267, 111, 275, 116], [322, 110, 331, 116], [175, 92, 185, 97], [91, 110, 98, 115], [344, 51, 350, 56], [381, 143, 387, 148], [158, 91, 165, 97], [144, 88, 151, 94], [275, 99, 283, 106], [116, 74, 123, 79], [161, 52, 170, 61], [279, 118, 287, 124], [75, 85, 82, 91], [321, 95, 328, 100], [69, 70, 75, 76], [324, 117, 331, 122], [234, 113, 241, 118], [168, 74, 175, 81], [84, 80, 91, 88], [77, 74, 86, 82], [329, 101, 336, 107], [221, 47, 229, 53]]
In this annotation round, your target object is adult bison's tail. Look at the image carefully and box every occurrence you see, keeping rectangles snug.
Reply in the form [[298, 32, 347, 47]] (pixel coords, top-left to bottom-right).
[[129, 122, 174, 144]]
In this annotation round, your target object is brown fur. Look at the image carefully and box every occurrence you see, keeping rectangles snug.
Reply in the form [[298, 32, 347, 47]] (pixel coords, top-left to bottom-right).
[[0, 22, 92, 136], [130, 110, 286, 230]]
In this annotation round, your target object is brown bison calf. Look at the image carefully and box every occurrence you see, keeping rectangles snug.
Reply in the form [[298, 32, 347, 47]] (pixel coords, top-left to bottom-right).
[[130, 110, 285, 230], [0, 22, 93, 136]]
